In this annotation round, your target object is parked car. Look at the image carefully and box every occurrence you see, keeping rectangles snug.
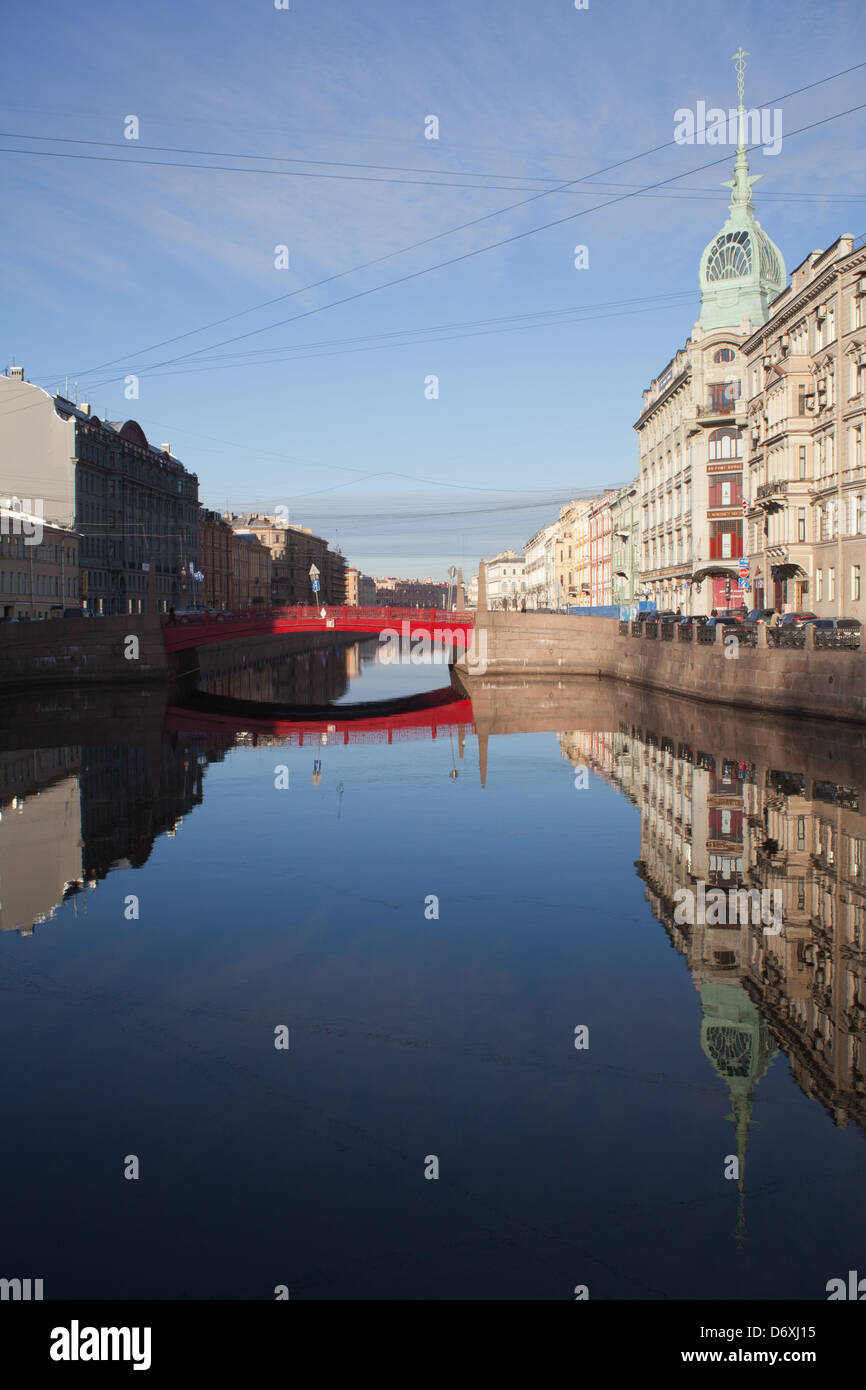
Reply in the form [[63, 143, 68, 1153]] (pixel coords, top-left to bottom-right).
[[813, 617, 862, 631], [717, 607, 747, 623], [743, 608, 776, 626], [779, 611, 820, 627], [678, 614, 707, 627]]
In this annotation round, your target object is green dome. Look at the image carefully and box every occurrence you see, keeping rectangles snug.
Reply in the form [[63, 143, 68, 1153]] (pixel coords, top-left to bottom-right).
[[698, 57, 786, 331]]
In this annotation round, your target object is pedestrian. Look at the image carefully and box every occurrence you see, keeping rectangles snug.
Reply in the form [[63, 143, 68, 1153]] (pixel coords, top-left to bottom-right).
[[521, 598, 526, 613], [675, 606, 682, 616], [167, 604, 177, 626], [711, 608, 718, 618]]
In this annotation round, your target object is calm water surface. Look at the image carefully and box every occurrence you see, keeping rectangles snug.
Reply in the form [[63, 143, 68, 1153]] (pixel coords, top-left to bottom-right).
[[1, 636, 865, 1299]]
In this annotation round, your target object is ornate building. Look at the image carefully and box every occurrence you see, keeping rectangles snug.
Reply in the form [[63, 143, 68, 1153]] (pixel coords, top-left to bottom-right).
[[636, 52, 785, 615], [743, 235, 866, 615]]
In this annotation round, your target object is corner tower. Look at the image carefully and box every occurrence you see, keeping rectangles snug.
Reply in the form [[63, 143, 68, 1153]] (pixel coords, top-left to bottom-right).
[[698, 49, 786, 332]]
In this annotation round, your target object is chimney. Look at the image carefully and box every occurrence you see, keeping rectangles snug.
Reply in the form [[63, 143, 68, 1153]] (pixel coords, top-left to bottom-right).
[[9, 366, 24, 381], [79, 403, 91, 416], [161, 443, 171, 454]]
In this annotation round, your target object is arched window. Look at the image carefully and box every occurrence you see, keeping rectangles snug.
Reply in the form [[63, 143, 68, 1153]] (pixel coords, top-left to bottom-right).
[[706, 231, 751, 282], [714, 347, 736, 364], [708, 427, 743, 461]]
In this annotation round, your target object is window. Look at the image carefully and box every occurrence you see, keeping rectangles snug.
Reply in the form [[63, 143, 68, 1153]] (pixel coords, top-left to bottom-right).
[[798, 386, 810, 415], [708, 427, 742, 460], [828, 567, 836, 602], [856, 425, 864, 472], [714, 347, 736, 363], [852, 566, 861, 602], [721, 533, 732, 559], [816, 569, 823, 601], [709, 381, 740, 412], [798, 509, 806, 543], [798, 444, 807, 479]]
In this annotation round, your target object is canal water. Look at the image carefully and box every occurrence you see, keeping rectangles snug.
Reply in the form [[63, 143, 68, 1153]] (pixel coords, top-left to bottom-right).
[[1, 636, 865, 1300]]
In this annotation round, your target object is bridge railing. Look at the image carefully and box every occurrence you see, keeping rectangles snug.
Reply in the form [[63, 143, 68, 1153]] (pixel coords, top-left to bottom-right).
[[164, 605, 474, 628]]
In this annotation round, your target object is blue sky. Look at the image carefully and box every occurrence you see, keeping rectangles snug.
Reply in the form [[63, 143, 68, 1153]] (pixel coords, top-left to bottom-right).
[[2, 0, 864, 576]]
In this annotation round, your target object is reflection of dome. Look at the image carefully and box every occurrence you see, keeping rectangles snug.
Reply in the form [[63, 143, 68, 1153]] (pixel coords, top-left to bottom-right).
[[699, 980, 779, 1247], [705, 1023, 752, 1077]]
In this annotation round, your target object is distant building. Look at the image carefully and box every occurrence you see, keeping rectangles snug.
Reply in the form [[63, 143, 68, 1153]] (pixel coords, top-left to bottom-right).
[[0, 505, 79, 619], [610, 485, 641, 608], [228, 514, 346, 605], [198, 510, 233, 609], [345, 567, 376, 606], [230, 528, 272, 607], [0, 370, 199, 614], [523, 523, 558, 608], [374, 576, 448, 608], [485, 550, 525, 609], [555, 500, 593, 607]]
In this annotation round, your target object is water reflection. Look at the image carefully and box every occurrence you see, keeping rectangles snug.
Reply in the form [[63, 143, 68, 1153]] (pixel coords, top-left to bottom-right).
[[4, 660, 866, 1296]]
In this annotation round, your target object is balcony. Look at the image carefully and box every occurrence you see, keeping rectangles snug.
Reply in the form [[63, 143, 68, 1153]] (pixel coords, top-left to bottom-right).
[[756, 479, 787, 512]]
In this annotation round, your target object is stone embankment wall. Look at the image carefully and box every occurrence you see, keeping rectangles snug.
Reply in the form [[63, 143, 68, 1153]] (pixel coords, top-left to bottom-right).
[[0, 616, 168, 689], [456, 611, 866, 724]]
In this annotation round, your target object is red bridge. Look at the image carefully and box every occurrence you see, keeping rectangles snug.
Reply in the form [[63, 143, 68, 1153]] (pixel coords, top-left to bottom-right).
[[165, 688, 475, 742], [162, 605, 476, 653]]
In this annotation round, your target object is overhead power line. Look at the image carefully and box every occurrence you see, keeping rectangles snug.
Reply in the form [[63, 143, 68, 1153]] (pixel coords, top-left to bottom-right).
[[66, 98, 866, 393], [31, 58, 866, 387]]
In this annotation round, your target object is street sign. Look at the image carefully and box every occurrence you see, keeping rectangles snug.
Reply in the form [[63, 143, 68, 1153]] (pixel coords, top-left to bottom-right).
[[312, 579, 320, 593], [309, 564, 320, 579]]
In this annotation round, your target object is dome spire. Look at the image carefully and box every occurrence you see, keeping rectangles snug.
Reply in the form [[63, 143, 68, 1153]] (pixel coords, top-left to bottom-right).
[[697, 49, 786, 332], [723, 48, 761, 214]]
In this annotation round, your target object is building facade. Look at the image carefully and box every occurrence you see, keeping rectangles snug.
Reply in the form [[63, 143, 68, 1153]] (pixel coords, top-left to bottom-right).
[[610, 485, 640, 608], [198, 509, 234, 609], [0, 370, 199, 614], [485, 550, 525, 609], [227, 515, 346, 606], [743, 234, 866, 616], [0, 506, 79, 620], [230, 529, 272, 607], [635, 58, 785, 616], [522, 522, 558, 609]]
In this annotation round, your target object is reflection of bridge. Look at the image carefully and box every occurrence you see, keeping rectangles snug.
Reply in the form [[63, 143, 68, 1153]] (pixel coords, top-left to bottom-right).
[[163, 606, 475, 654], [165, 685, 475, 743]]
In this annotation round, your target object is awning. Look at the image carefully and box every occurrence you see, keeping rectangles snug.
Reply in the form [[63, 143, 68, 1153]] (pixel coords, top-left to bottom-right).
[[771, 562, 807, 579], [691, 564, 740, 584]]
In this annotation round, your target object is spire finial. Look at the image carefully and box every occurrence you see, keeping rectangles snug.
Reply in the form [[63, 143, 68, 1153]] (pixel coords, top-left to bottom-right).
[[732, 47, 749, 110], [723, 47, 760, 212]]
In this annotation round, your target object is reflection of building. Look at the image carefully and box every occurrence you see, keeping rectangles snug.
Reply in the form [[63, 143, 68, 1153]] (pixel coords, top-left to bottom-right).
[[560, 715, 866, 1145], [0, 750, 83, 934]]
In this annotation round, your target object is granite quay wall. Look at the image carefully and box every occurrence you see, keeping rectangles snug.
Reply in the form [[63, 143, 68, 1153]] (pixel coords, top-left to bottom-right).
[[456, 612, 866, 725], [0, 616, 168, 689]]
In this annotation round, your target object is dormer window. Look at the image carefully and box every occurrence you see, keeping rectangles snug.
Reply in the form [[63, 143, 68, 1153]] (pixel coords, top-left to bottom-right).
[[713, 347, 736, 364]]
